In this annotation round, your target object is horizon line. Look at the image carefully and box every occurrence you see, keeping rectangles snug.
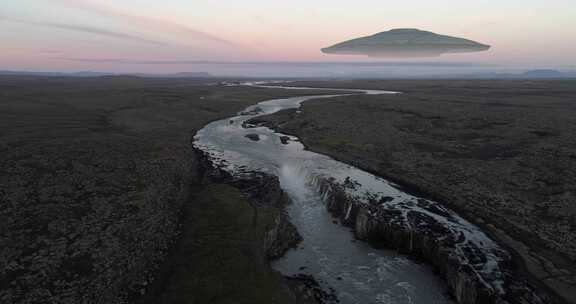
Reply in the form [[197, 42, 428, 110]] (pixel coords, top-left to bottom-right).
[[60, 58, 499, 67]]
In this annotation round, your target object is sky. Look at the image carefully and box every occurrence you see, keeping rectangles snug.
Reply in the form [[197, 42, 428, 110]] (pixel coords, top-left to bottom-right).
[[1, 0, 575, 76]]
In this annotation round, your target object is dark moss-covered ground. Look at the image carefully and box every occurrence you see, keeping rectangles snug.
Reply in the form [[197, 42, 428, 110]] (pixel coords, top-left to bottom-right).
[[256, 79, 576, 303], [139, 184, 298, 304], [0, 76, 332, 304]]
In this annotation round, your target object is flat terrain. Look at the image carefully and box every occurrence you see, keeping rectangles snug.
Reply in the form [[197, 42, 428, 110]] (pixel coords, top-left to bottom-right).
[[0, 76, 332, 303], [257, 79, 576, 303]]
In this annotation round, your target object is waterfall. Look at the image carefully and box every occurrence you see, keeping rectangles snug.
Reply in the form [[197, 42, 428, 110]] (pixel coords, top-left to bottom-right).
[[192, 82, 537, 304]]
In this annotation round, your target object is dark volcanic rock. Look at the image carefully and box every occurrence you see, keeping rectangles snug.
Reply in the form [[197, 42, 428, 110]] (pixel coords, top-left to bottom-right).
[[0, 76, 331, 304], [316, 177, 552, 304], [193, 148, 302, 260], [285, 274, 339, 304], [141, 148, 304, 304], [245, 133, 261, 141], [258, 79, 576, 304]]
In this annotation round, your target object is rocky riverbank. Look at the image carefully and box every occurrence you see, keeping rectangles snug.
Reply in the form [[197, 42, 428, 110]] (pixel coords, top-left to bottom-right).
[[0, 76, 334, 303], [252, 79, 576, 304], [138, 147, 315, 304], [312, 175, 551, 304]]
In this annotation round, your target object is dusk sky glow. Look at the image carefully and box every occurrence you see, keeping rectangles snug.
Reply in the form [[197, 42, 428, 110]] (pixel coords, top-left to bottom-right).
[[1, 0, 575, 74]]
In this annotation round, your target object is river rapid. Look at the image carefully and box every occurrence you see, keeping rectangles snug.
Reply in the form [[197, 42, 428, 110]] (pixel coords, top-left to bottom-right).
[[193, 82, 492, 303]]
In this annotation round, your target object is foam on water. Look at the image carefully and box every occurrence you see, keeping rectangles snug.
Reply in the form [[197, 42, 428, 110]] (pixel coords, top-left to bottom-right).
[[194, 81, 506, 303], [273, 162, 451, 304]]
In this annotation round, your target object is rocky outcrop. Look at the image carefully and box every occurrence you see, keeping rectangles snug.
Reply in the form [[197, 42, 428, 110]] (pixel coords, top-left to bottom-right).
[[315, 177, 558, 304], [245, 133, 261, 141], [285, 274, 339, 304], [252, 80, 576, 303], [193, 147, 302, 260], [138, 148, 306, 303]]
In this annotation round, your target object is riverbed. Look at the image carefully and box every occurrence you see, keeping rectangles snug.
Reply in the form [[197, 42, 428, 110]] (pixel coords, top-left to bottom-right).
[[193, 82, 469, 303]]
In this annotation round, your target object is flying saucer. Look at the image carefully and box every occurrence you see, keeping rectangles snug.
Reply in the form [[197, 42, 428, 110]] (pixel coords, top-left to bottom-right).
[[321, 28, 490, 58]]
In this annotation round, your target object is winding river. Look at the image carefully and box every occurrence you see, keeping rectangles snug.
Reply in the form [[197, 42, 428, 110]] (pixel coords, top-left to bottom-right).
[[193, 82, 502, 303]]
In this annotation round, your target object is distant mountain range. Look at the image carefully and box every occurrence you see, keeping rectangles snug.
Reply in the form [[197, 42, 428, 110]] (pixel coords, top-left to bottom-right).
[[1, 69, 575, 79], [464, 70, 576, 79], [329, 69, 576, 79], [0, 70, 213, 78], [521, 69, 576, 78]]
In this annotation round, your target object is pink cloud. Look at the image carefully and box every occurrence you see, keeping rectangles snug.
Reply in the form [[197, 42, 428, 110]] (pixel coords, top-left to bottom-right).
[[56, 0, 242, 48]]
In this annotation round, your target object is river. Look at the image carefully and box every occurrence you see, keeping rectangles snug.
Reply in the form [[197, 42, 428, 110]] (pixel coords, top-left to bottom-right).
[[193, 82, 500, 303]]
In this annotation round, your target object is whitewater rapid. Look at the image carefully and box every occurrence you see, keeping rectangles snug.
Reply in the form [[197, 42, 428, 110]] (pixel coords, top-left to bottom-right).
[[193, 81, 505, 303]]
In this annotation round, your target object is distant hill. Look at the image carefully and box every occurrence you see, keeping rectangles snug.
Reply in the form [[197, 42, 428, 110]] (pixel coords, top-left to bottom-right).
[[349, 70, 576, 79], [322, 28, 490, 58], [0, 70, 213, 78], [469, 70, 576, 79], [133, 72, 213, 78], [522, 69, 570, 78]]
